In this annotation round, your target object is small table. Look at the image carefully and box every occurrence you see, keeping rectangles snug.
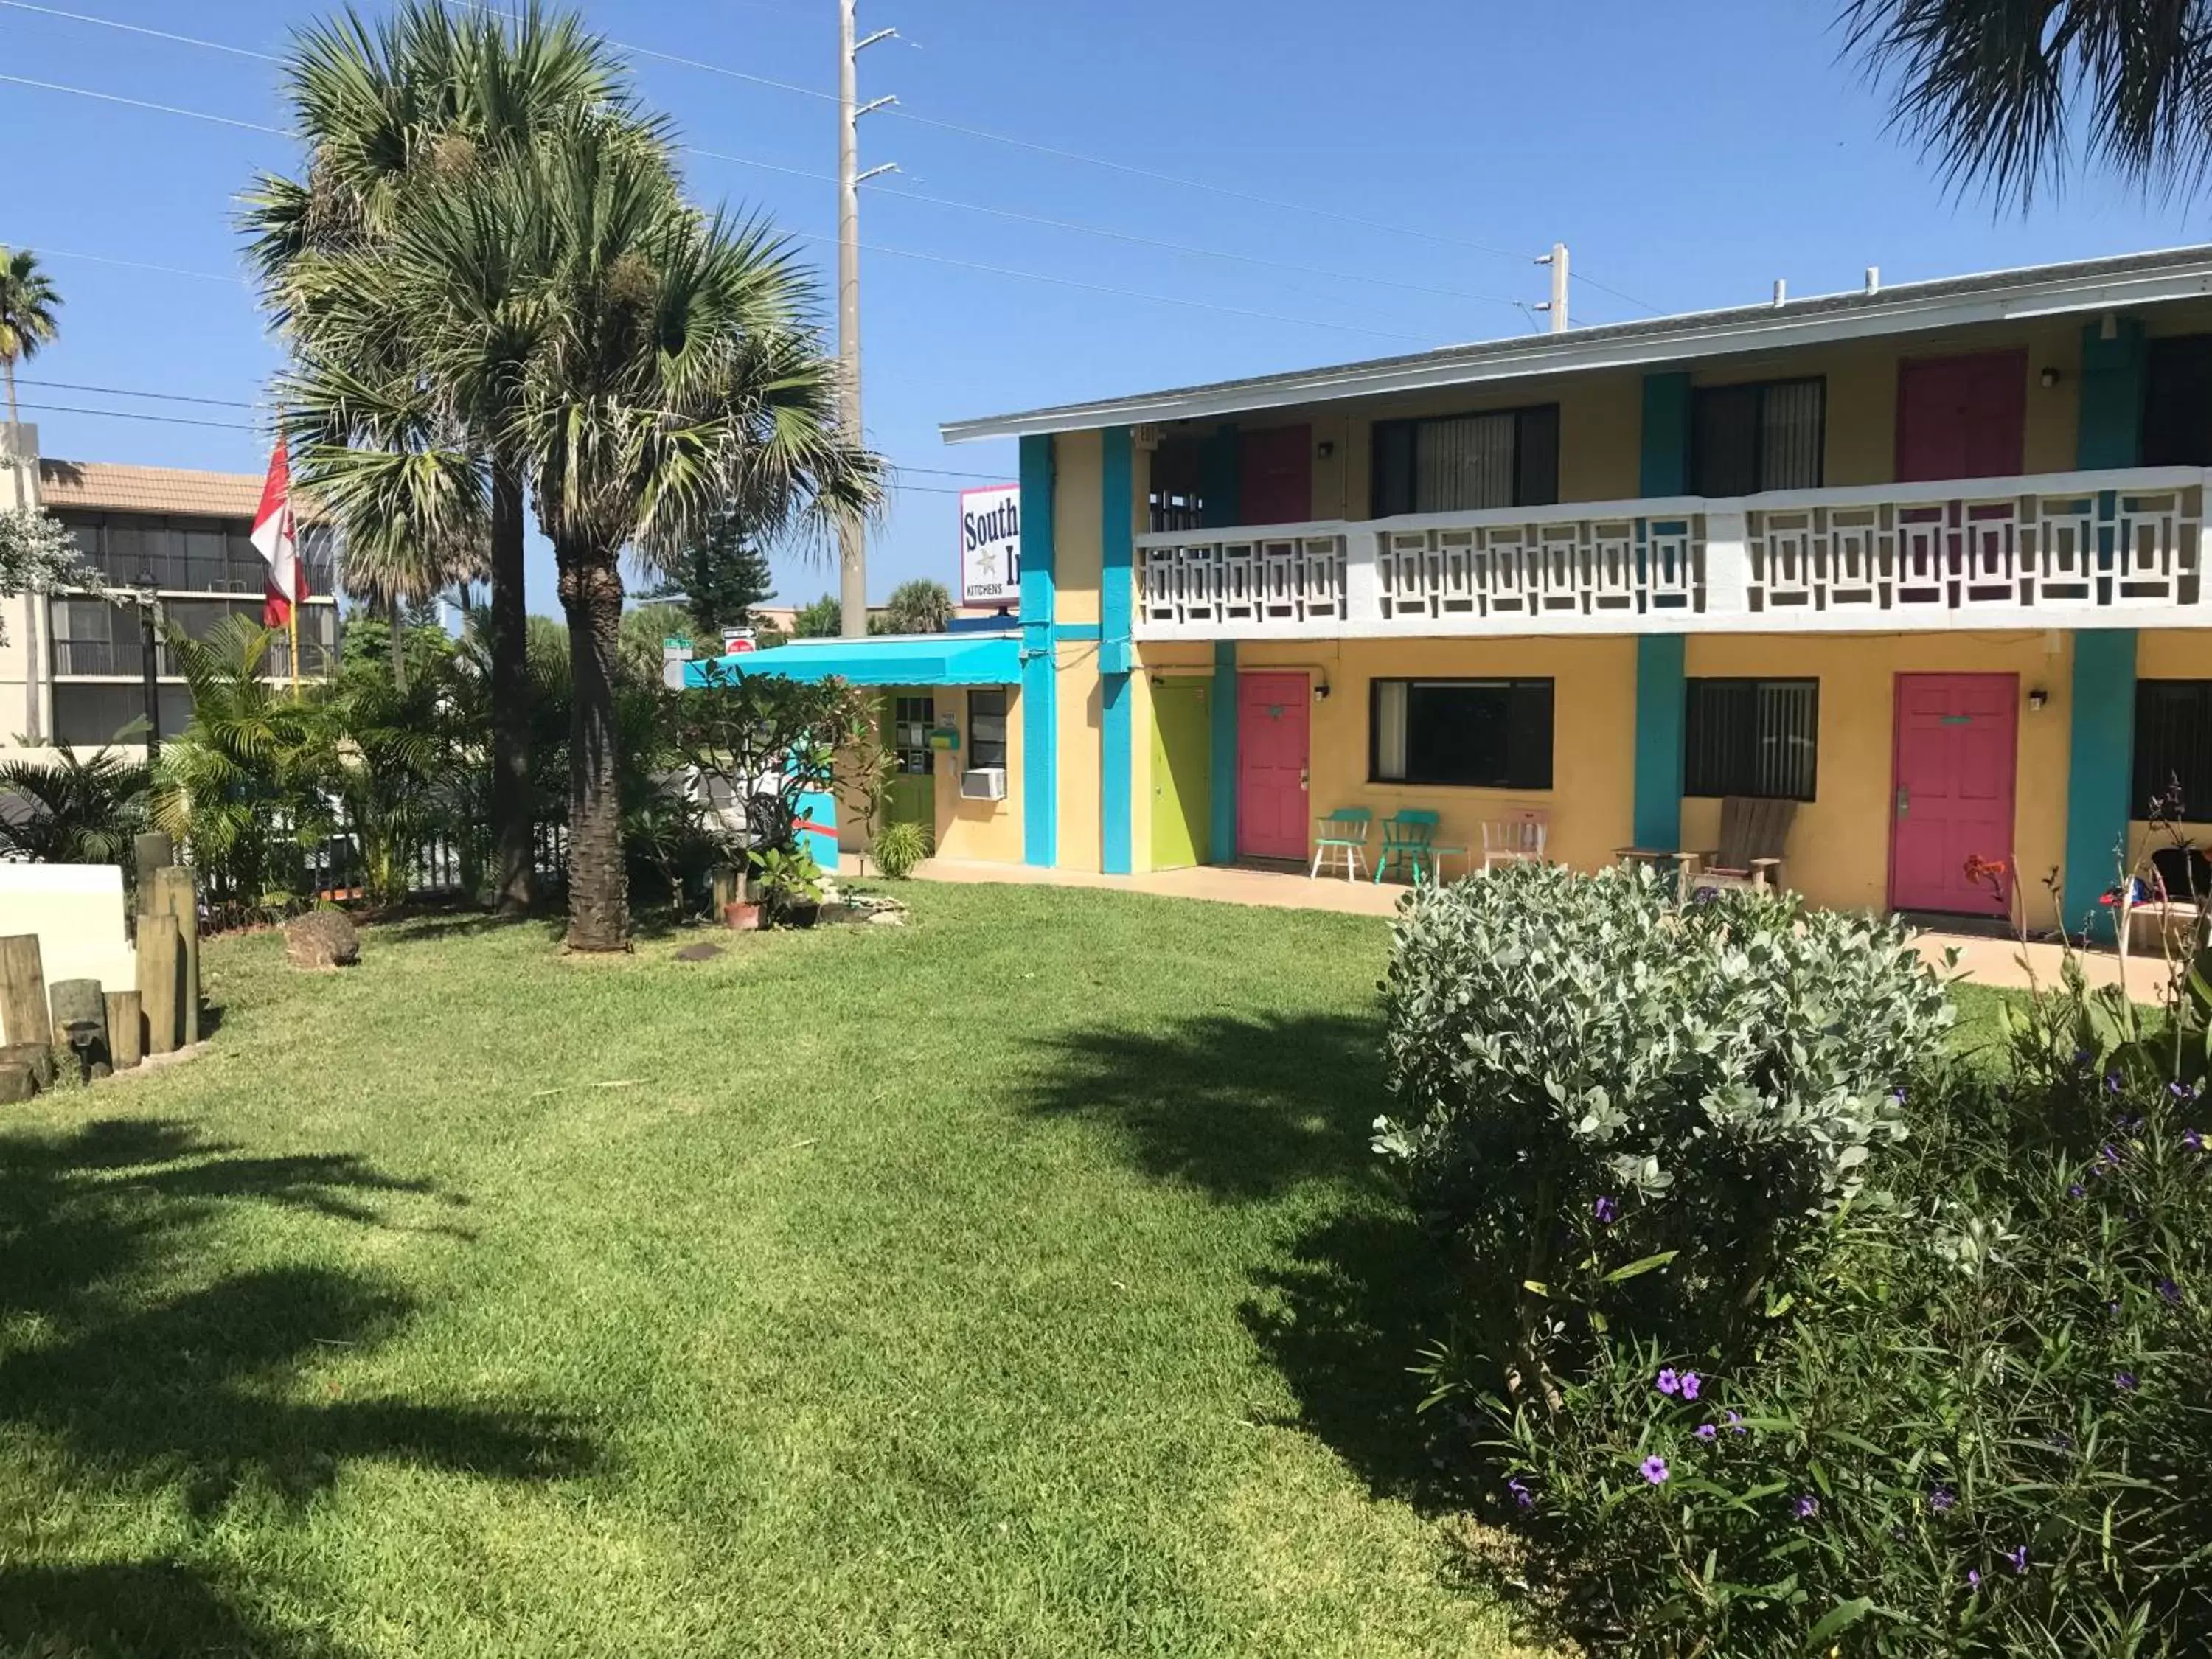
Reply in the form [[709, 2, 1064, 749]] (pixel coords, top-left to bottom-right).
[[1615, 847, 1686, 892]]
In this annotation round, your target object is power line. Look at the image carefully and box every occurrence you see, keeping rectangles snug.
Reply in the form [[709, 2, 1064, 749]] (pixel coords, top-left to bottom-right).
[[15, 400, 257, 431], [27, 247, 244, 285], [0, 0, 275, 60], [1573, 269, 1664, 316], [20, 376, 257, 408], [0, 72, 290, 134], [785, 229, 1429, 343], [689, 147, 1529, 310]]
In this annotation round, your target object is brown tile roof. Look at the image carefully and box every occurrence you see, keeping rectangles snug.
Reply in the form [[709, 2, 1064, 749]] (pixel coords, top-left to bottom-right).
[[39, 458, 270, 519]]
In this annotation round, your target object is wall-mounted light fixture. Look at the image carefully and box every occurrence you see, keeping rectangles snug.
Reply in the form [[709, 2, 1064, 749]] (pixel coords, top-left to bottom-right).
[[1316, 439, 1336, 459], [1313, 681, 1332, 703], [2039, 366, 2062, 389], [2028, 687, 2050, 712]]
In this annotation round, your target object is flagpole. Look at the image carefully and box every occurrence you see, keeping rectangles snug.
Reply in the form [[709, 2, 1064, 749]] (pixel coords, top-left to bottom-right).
[[289, 604, 302, 699]]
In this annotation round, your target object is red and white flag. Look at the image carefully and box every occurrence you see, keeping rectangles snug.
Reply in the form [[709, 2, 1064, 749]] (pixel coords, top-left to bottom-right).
[[251, 442, 304, 627]]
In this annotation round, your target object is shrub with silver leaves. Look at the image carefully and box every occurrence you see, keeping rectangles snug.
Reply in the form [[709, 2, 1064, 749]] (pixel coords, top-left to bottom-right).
[[1376, 860, 1952, 1402], [0, 505, 99, 645]]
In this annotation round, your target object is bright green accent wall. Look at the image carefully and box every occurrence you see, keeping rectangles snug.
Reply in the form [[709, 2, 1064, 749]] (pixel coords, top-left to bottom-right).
[[2077, 320, 2146, 470], [1150, 680, 1212, 871], [1640, 372, 1693, 497], [1632, 634, 1686, 852], [2065, 629, 2138, 942]]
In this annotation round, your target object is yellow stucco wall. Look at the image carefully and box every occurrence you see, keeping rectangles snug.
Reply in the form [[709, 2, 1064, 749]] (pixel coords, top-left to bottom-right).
[[833, 684, 1023, 864], [1680, 633, 2073, 928], [1053, 430, 1103, 627], [1228, 636, 1641, 874], [1056, 641, 1104, 872]]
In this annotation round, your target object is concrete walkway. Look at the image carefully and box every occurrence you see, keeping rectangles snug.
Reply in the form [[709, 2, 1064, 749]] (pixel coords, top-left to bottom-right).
[[849, 854, 2173, 1001]]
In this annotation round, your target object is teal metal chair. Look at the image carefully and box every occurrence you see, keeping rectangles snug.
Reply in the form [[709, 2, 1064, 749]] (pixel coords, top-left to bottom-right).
[[1374, 808, 1467, 886], [1310, 807, 1373, 881]]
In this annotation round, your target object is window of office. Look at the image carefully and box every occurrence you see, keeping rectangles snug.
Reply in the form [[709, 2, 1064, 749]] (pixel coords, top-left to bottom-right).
[[969, 688, 1009, 768], [2134, 680, 2212, 819], [1691, 378, 1824, 496], [1684, 678, 1820, 801], [1371, 678, 1553, 789], [1371, 405, 1560, 517]]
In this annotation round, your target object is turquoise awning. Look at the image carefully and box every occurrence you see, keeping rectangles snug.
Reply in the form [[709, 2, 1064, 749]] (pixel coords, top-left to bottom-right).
[[681, 633, 1021, 689]]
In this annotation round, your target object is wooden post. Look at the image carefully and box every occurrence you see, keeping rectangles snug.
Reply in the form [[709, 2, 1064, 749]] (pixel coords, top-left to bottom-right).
[[105, 990, 144, 1070], [0, 935, 51, 1050], [49, 978, 110, 1079], [147, 866, 200, 1046], [0, 1062, 34, 1104], [133, 830, 175, 899], [0, 1043, 56, 1091], [711, 863, 740, 914], [137, 917, 183, 1057]]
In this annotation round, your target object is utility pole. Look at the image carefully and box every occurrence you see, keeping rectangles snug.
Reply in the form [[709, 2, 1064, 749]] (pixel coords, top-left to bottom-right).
[[837, 0, 898, 639], [1536, 243, 1569, 333]]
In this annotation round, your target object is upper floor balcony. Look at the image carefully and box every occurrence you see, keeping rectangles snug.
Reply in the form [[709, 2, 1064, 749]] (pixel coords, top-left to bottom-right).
[[1133, 465, 2208, 641]]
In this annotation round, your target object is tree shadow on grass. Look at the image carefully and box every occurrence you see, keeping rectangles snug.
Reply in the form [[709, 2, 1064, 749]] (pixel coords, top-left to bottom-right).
[[1023, 1010, 1470, 1512], [1020, 1009, 1388, 1202], [0, 1117, 597, 1655]]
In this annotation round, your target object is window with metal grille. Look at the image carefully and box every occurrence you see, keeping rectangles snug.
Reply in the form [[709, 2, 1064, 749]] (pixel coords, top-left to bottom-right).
[[2133, 680, 2212, 820], [891, 695, 935, 776], [1684, 678, 1820, 801], [1691, 379, 1825, 496], [968, 688, 1008, 768], [1370, 406, 1559, 517], [1370, 678, 1553, 789]]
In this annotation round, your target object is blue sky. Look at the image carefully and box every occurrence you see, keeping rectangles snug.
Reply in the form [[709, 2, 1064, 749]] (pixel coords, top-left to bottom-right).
[[2, 0, 2205, 617]]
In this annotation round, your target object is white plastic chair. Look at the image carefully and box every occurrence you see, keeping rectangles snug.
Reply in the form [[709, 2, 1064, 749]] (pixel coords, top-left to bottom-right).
[[1479, 810, 1548, 872]]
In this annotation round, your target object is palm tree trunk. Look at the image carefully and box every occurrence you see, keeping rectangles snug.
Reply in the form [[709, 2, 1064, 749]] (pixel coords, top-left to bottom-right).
[[487, 464, 535, 914], [557, 541, 629, 951], [387, 588, 408, 690]]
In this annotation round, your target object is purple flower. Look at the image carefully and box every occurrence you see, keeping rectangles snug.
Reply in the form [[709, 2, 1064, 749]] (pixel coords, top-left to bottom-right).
[[1969, 1568, 1982, 1589], [2050, 1432, 2074, 1452], [2008, 1544, 2029, 1575], [1794, 1494, 1819, 1520], [2115, 1371, 2140, 1393], [1641, 1455, 1670, 1485], [2159, 1277, 2183, 1306], [1655, 1368, 1680, 1397], [1726, 1409, 1747, 1435], [2100, 1142, 2125, 1167], [1593, 1195, 1618, 1225], [1678, 1371, 1703, 1402], [2186, 1129, 2205, 1153], [1506, 1477, 1534, 1511], [1930, 1486, 1956, 1513], [2107, 1071, 2124, 1095], [1889, 1088, 1907, 1105], [1695, 1423, 1717, 1441], [2068, 1183, 2087, 1199], [2120, 1115, 2145, 1133], [2170, 1081, 2195, 1101]]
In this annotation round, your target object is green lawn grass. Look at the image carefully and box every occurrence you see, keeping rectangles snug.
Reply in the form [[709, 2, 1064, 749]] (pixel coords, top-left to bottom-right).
[[0, 884, 1547, 1658]]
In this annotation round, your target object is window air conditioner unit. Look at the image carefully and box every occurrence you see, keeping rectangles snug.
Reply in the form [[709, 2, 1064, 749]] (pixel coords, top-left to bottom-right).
[[959, 767, 1007, 801]]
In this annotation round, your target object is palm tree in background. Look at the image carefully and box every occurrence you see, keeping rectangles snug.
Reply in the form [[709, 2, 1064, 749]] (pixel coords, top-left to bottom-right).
[[880, 578, 955, 635], [293, 111, 879, 950], [1845, 1, 2212, 204], [0, 246, 60, 463], [243, 0, 641, 911]]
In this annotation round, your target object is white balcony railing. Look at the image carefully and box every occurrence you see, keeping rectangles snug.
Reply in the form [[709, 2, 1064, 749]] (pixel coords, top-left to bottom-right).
[[1133, 467, 2208, 640]]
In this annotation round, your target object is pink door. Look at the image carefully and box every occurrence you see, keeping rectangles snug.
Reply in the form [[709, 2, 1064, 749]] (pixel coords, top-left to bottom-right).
[[1239, 425, 1313, 525], [1896, 352, 2027, 482], [1889, 674, 2018, 917], [1237, 672, 1310, 860]]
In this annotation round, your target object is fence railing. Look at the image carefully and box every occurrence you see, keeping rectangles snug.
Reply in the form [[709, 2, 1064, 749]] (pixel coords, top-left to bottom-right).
[[1131, 465, 2209, 640]]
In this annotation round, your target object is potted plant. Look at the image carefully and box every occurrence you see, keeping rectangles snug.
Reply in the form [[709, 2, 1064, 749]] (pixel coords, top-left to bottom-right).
[[750, 844, 826, 928]]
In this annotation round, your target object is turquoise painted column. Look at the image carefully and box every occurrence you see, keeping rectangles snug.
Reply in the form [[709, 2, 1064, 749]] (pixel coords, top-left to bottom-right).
[[1209, 640, 1238, 863], [1100, 425, 1135, 875], [1632, 636, 1686, 852], [2078, 321, 2147, 470], [2065, 630, 2139, 942], [1639, 372, 1693, 497], [1018, 434, 1058, 867]]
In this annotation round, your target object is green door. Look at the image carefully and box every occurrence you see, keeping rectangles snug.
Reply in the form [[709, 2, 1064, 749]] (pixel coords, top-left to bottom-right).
[[886, 694, 936, 852], [1150, 680, 1211, 870]]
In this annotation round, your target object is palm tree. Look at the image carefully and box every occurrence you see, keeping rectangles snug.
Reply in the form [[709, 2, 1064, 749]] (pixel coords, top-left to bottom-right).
[[0, 747, 148, 866], [880, 578, 955, 635], [0, 246, 60, 465], [244, 0, 642, 911], [335, 111, 878, 949], [1844, 1, 2211, 204]]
